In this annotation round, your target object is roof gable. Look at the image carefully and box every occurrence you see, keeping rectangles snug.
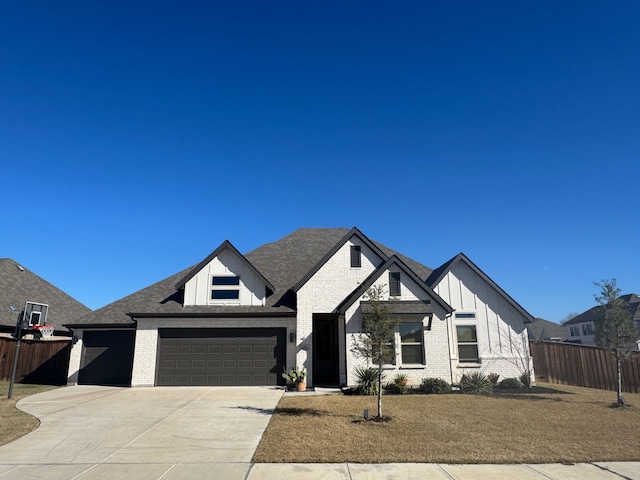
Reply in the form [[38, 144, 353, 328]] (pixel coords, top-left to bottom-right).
[[427, 253, 535, 323], [293, 227, 388, 292], [335, 255, 453, 315], [0, 258, 91, 331], [175, 240, 275, 294]]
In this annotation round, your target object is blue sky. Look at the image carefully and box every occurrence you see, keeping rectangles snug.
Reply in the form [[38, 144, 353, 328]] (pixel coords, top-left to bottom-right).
[[1, 1, 638, 323]]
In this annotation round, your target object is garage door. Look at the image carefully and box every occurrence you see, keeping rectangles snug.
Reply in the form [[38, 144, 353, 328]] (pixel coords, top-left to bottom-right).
[[156, 328, 286, 386], [78, 330, 136, 386]]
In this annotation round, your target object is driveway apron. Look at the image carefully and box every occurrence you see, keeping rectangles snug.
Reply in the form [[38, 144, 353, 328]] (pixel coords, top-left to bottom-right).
[[0, 385, 283, 480]]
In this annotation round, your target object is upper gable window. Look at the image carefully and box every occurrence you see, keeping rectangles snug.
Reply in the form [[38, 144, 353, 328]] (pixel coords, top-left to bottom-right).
[[350, 245, 362, 268], [389, 272, 401, 297], [211, 276, 240, 301]]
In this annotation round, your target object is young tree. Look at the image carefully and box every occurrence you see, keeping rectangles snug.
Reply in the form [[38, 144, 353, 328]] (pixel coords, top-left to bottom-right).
[[593, 279, 639, 406], [351, 284, 395, 419]]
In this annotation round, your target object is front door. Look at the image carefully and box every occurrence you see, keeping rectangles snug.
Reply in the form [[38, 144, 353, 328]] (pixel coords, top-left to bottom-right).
[[313, 314, 339, 385]]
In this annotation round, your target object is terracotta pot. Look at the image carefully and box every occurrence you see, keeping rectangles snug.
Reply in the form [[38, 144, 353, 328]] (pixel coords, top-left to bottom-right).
[[296, 381, 307, 392]]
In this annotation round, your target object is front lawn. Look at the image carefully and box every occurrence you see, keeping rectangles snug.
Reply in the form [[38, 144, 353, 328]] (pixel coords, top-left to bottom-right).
[[254, 383, 640, 464], [0, 382, 58, 446]]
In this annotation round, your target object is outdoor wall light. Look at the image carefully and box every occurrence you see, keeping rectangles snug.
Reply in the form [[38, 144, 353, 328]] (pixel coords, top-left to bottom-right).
[[289, 331, 295, 343]]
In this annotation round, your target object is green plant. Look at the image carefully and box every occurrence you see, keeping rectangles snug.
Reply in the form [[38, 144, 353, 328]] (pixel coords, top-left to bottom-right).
[[383, 382, 406, 395], [487, 373, 500, 385], [354, 366, 382, 395], [393, 373, 408, 385], [498, 377, 523, 389], [460, 372, 493, 394], [282, 366, 306, 384], [420, 377, 452, 394], [519, 372, 531, 387]]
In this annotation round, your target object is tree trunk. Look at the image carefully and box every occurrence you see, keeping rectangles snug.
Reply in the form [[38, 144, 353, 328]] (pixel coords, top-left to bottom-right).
[[616, 350, 624, 406], [377, 362, 383, 418]]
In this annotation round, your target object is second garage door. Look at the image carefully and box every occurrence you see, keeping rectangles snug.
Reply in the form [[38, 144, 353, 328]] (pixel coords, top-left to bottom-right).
[[156, 328, 286, 386]]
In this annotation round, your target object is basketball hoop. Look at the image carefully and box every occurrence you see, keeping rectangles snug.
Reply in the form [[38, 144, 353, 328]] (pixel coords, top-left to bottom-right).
[[33, 324, 55, 339]]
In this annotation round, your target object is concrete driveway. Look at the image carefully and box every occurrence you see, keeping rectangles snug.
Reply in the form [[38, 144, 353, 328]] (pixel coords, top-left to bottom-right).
[[0, 385, 283, 480]]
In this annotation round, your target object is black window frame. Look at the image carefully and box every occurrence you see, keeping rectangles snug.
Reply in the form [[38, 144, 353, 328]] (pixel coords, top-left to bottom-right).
[[350, 245, 362, 268], [389, 272, 401, 297]]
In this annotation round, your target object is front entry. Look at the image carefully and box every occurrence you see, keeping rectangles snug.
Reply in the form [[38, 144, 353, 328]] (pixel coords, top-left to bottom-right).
[[312, 314, 339, 385]]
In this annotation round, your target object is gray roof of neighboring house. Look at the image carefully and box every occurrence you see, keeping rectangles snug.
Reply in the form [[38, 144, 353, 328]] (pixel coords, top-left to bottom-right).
[[0, 258, 91, 333], [527, 318, 567, 342], [563, 294, 640, 326], [66, 228, 436, 328]]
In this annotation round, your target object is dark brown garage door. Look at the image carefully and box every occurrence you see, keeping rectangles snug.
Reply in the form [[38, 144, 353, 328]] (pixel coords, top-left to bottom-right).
[[156, 328, 286, 386], [79, 330, 136, 386]]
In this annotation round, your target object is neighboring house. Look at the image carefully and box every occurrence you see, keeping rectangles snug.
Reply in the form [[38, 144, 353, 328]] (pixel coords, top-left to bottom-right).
[[0, 258, 91, 338], [527, 318, 567, 343], [65, 228, 535, 388], [564, 294, 640, 351]]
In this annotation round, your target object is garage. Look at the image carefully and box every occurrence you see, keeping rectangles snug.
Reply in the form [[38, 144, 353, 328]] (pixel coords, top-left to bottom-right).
[[78, 330, 136, 386], [156, 328, 286, 386]]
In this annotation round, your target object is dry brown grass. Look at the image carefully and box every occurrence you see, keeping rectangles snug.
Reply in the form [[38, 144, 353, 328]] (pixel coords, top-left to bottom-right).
[[0, 382, 58, 447], [254, 383, 640, 464]]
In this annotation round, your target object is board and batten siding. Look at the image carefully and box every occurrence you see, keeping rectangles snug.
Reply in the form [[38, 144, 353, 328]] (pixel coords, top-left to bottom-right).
[[183, 247, 267, 306], [432, 261, 533, 383]]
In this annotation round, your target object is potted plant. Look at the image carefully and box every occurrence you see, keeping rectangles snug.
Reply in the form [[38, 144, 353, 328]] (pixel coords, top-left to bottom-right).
[[394, 373, 409, 387], [282, 366, 307, 392]]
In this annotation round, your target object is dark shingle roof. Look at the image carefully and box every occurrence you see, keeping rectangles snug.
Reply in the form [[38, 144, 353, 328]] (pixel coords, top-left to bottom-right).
[[0, 259, 91, 332], [564, 294, 640, 326], [527, 318, 567, 341], [67, 228, 436, 327]]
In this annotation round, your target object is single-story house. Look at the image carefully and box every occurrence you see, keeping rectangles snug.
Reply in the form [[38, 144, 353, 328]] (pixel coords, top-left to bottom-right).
[[564, 293, 640, 350], [65, 228, 535, 387], [527, 318, 567, 343]]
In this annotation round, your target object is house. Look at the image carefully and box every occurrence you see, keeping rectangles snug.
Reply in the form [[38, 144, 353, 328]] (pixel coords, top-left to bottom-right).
[[527, 318, 567, 343], [65, 228, 535, 387], [564, 294, 640, 350], [0, 258, 91, 338]]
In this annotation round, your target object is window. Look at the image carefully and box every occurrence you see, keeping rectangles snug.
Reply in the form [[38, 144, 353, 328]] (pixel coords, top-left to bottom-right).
[[350, 245, 361, 268], [210, 275, 240, 301], [582, 323, 594, 335], [569, 326, 580, 337], [389, 272, 401, 297], [456, 325, 479, 363], [399, 322, 424, 364]]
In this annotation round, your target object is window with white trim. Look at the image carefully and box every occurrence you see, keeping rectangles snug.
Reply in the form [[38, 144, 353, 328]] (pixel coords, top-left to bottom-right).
[[569, 326, 580, 337], [210, 275, 240, 301], [399, 322, 424, 364], [582, 323, 594, 335], [455, 313, 479, 363]]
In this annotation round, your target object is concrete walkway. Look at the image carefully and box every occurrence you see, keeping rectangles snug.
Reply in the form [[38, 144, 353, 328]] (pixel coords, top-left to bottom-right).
[[0, 386, 637, 479]]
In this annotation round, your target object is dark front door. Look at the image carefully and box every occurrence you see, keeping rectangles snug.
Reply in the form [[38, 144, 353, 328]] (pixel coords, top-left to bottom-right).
[[313, 314, 339, 385]]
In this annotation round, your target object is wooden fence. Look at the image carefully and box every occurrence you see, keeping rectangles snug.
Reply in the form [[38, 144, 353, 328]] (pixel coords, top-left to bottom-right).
[[530, 341, 640, 394], [0, 336, 71, 385]]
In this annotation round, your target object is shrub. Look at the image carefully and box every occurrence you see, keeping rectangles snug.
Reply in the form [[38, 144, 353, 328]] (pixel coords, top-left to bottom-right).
[[420, 377, 452, 394], [520, 372, 531, 387], [498, 377, 523, 389], [460, 372, 493, 394], [353, 366, 382, 395], [487, 373, 500, 385], [383, 382, 406, 395]]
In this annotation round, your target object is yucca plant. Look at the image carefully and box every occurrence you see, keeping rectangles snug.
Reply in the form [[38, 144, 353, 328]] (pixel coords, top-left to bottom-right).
[[460, 372, 493, 394], [354, 366, 382, 396]]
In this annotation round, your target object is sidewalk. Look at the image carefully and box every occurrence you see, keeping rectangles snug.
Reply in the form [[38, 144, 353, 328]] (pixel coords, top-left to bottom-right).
[[248, 462, 640, 479]]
